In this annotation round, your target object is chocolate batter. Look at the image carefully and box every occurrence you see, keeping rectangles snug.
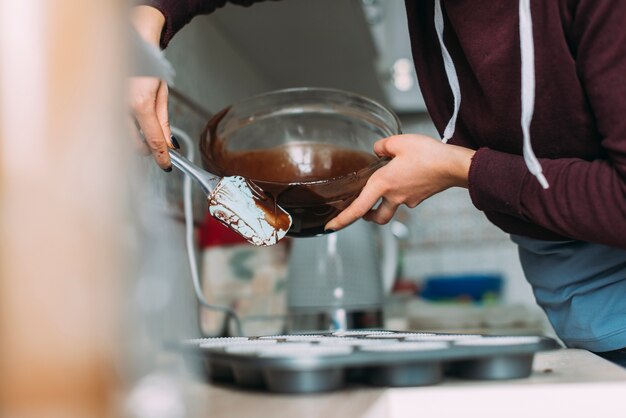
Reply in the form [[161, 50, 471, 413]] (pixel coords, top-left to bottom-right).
[[213, 143, 378, 184], [202, 129, 385, 236]]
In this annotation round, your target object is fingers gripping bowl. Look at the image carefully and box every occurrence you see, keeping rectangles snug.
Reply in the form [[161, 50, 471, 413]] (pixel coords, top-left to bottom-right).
[[200, 88, 402, 237]]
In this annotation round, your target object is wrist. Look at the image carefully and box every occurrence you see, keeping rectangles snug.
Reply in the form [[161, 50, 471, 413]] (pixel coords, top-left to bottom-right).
[[446, 145, 475, 188], [132, 5, 165, 47]]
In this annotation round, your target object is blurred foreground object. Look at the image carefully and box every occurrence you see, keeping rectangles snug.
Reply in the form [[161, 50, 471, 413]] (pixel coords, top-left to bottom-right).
[[0, 1, 126, 417], [130, 28, 174, 84]]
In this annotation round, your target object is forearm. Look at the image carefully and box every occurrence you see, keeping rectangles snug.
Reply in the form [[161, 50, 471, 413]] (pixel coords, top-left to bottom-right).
[[446, 144, 474, 188], [136, 0, 270, 48], [469, 148, 626, 249]]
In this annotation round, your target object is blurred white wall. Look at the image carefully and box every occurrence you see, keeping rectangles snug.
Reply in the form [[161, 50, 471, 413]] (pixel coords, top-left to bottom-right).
[[165, 15, 274, 112]]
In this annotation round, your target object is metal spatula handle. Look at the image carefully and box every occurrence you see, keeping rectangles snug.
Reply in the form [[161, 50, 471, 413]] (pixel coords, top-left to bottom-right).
[[169, 149, 221, 195]]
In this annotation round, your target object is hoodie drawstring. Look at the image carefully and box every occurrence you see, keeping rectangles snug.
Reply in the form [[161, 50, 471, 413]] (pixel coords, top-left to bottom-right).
[[433, 0, 550, 189], [434, 0, 461, 144], [519, 0, 549, 189]]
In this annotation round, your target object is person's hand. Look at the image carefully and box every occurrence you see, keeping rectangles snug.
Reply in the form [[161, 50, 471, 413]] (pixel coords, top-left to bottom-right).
[[324, 134, 476, 231], [129, 77, 173, 169], [129, 6, 174, 170]]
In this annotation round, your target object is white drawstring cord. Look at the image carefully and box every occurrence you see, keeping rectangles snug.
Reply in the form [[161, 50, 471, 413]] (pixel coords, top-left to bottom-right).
[[519, 0, 549, 189], [171, 126, 243, 336], [434, 0, 461, 143], [433, 0, 549, 188]]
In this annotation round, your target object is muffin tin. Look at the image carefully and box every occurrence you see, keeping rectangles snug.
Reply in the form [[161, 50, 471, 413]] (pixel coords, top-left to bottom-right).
[[177, 331, 560, 394]]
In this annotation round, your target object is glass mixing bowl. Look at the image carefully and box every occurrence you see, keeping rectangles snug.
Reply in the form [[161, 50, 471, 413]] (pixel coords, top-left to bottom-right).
[[200, 88, 402, 237]]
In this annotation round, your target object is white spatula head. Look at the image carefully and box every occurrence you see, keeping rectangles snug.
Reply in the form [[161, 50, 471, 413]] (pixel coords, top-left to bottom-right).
[[208, 176, 292, 246]]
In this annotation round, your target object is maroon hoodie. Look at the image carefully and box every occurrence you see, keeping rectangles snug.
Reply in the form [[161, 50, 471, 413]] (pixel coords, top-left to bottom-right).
[[142, 0, 626, 249]]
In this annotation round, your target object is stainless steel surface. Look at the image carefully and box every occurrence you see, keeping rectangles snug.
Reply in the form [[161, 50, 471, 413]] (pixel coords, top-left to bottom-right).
[[286, 221, 397, 332], [286, 223, 393, 309]]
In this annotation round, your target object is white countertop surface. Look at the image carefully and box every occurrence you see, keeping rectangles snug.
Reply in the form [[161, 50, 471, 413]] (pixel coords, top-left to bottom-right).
[[185, 349, 626, 418]]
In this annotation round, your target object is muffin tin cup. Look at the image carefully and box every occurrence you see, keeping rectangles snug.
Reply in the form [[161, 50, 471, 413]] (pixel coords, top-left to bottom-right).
[[449, 354, 535, 380], [232, 365, 266, 388], [264, 368, 345, 393], [366, 363, 444, 387], [201, 339, 277, 382], [207, 359, 235, 382]]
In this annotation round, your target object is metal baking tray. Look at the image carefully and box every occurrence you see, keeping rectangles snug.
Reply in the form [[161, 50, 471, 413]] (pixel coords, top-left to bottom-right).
[[176, 331, 560, 394]]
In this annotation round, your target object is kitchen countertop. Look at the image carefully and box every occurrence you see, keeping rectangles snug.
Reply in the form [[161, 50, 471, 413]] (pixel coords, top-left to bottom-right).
[[184, 349, 626, 418]]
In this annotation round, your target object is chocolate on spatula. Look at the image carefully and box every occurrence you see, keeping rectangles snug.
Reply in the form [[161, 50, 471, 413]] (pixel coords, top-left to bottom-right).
[[169, 149, 292, 246], [208, 176, 291, 246]]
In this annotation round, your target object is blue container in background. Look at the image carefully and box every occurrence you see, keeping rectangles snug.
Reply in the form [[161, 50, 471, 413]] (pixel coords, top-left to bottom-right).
[[420, 274, 503, 303]]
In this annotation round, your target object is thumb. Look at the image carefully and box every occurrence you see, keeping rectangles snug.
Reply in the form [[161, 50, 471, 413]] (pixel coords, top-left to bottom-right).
[[373, 135, 401, 158], [155, 81, 173, 147]]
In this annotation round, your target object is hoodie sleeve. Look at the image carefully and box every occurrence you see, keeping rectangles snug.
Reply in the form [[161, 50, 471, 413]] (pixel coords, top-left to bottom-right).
[[468, 1, 626, 249], [139, 0, 269, 49]]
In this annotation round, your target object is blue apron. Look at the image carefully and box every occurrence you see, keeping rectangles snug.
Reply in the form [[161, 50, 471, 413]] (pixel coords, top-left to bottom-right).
[[511, 235, 626, 352]]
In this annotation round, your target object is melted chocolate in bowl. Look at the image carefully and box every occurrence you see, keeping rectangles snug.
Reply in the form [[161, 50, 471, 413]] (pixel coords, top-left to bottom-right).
[[200, 89, 399, 237], [214, 143, 378, 184], [203, 138, 386, 237]]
